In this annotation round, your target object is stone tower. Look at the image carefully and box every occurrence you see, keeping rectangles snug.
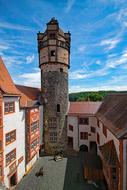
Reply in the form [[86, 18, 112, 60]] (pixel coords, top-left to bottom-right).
[[37, 18, 71, 154]]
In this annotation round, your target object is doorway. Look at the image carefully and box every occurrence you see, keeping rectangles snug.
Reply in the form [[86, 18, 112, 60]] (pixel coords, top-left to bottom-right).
[[90, 141, 97, 153], [10, 173, 17, 187], [79, 144, 88, 152], [68, 137, 73, 148]]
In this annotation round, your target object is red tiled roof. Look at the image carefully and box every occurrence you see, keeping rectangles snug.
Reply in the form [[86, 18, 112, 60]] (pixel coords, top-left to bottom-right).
[[99, 140, 119, 166], [16, 85, 41, 107], [0, 57, 20, 95], [68, 101, 101, 115]]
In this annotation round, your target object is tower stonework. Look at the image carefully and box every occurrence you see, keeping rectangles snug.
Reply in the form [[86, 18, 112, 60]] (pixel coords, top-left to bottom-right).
[[37, 18, 71, 154]]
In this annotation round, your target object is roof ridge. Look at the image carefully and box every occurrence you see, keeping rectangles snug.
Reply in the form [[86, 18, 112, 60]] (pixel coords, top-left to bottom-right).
[[15, 84, 40, 89]]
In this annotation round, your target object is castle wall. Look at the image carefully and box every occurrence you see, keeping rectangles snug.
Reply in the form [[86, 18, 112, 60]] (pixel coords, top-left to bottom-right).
[[42, 71, 68, 153]]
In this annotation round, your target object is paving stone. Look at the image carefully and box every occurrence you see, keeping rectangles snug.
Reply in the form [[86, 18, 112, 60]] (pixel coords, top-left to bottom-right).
[[15, 155, 102, 190]]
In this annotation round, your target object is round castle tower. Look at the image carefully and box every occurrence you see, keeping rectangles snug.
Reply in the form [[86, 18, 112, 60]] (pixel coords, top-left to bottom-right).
[[37, 18, 71, 154]]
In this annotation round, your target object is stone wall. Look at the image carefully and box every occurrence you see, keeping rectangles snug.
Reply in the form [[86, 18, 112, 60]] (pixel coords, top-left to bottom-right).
[[41, 70, 68, 154]]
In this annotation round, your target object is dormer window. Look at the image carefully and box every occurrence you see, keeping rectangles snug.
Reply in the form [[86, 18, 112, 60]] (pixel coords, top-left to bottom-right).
[[51, 50, 55, 56]]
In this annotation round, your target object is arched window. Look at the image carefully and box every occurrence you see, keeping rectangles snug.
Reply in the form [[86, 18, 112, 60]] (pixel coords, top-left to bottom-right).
[[57, 104, 60, 112]]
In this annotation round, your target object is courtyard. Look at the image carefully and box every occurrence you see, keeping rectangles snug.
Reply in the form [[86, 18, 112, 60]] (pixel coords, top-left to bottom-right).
[[15, 152, 103, 190]]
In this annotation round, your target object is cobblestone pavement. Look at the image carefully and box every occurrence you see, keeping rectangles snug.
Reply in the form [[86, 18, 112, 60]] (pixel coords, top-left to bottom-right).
[[15, 154, 101, 190]]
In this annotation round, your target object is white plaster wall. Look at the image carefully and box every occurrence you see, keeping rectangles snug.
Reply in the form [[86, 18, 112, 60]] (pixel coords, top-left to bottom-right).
[[97, 121, 120, 160], [16, 108, 25, 183], [39, 105, 43, 146], [67, 116, 78, 151], [79, 116, 97, 150], [67, 115, 97, 151], [3, 96, 25, 188], [26, 154, 38, 173]]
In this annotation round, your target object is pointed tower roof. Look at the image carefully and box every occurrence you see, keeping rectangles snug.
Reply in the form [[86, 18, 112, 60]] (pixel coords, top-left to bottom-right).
[[0, 57, 20, 96]]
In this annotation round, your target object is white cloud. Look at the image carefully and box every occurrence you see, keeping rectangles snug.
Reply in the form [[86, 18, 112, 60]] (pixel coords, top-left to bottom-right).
[[17, 70, 41, 87], [99, 0, 126, 5], [69, 67, 108, 80], [65, 0, 75, 12], [0, 44, 9, 51], [106, 49, 127, 68], [100, 38, 121, 51], [95, 60, 101, 65], [0, 21, 33, 31], [78, 45, 86, 53], [2, 55, 23, 67], [26, 54, 35, 64], [69, 84, 127, 93]]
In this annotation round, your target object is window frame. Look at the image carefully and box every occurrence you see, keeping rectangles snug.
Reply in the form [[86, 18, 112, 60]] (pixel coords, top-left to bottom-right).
[[31, 121, 39, 133], [80, 132, 88, 140], [49, 132, 57, 143], [6, 148, 16, 166], [5, 129, 16, 145], [4, 102, 15, 115], [49, 33, 56, 39], [91, 126, 96, 133], [31, 138, 39, 150], [79, 118, 89, 125], [50, 50, 56, 57], [60, 68, 63, 73], [48, 117, 57, 129], [69, 124, 73, 131]]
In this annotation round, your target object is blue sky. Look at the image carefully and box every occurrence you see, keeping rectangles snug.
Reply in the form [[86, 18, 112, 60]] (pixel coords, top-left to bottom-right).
[[1, 0, 127, 92]]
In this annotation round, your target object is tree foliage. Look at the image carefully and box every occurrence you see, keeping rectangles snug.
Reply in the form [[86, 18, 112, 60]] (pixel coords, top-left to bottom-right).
[[69, 91, 127, 102]]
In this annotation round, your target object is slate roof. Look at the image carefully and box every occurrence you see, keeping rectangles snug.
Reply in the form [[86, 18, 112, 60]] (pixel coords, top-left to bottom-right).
[[16, 85, 41, 108], [99, 140, 119, 166], [68, 101, 101, 116], [96, 94, 127, 138], [0, 57, 20, 96]]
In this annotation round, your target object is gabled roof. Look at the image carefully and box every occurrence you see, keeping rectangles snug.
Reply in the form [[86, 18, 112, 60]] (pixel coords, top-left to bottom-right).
[[0, 57, 20, 96], [96, 94, 127, 138], [15, 85, 41, 108], [99, 140, 119, 166], [68, 101, 101, 116]]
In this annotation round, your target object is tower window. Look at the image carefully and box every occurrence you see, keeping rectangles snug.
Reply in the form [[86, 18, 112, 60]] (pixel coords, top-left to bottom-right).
[[60, 68, 63, 72], [51, 50, 55, 56], [57, 104, 60, 112], [49, 33, 56, 39], [50, 132, 57, 143]]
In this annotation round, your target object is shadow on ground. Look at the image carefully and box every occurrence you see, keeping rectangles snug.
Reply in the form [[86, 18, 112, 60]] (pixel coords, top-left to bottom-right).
[[63, 152, 102, 190], [15, 152, 104, 190]]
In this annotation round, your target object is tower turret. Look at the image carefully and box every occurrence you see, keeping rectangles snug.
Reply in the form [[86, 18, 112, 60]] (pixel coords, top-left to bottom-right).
[[37, 18, 71, 154]]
